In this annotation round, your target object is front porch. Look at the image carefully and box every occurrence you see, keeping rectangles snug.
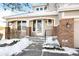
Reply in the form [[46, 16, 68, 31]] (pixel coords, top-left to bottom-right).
[[5, 19, 55, 39]]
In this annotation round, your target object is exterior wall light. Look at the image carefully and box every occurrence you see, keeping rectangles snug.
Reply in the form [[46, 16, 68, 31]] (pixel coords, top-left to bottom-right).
[[66, 23, 70, 28]]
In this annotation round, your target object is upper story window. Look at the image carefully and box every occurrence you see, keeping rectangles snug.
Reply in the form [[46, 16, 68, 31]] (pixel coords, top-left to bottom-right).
[[44, 6, 47, 10], [35, 6, 47, 11], [36, 8, 39, 11], [40, 8, 43, 10]]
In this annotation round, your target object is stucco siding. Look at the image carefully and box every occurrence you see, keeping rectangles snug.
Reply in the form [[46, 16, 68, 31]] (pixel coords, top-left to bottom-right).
[[64, 11, 79, 16]]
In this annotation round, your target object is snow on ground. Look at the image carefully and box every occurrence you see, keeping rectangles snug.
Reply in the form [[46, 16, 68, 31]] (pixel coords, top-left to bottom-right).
[[42, 47, 78, 55], [0, 39, 20, 45], [43, 36, 60, 48], [63, 47, 78, 55], [43, 36, 78, 55], [0, 38, 32, 56], [45, 36, 60, 45]]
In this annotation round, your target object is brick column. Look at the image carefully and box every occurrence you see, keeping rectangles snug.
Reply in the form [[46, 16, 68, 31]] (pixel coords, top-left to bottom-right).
[[5, 22, 10, 39], [26, 27, 31, 36], [58, 18, 74, 48]]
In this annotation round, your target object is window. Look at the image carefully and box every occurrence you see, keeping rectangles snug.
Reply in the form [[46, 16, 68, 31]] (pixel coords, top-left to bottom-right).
[[36, 8, 39, 11], [37, 20, 42, 32], [44, 6, 47, 10], [40, 8, 43, 10], [22, 21, 26, 30], [33, 20, 36, 31], [17, 21, 21, 30], [17, 21, 27, 30]]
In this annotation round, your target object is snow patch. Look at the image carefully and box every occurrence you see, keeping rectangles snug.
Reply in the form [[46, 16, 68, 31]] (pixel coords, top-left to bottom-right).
[[42, 47, 78, 55], [0, 38, 32, 56], [0, 39, 20, 45], [45, 36, 60, 45], [63, 47, 78, 55], [43, 36, 60, 48]]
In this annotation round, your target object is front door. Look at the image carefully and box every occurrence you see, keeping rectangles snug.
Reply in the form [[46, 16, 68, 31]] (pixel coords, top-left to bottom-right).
[[32, 20, 43, 36], [36, 20, 42, 36]]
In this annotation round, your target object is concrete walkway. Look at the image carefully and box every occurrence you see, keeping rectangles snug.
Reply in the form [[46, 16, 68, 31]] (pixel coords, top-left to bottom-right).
[[16, 37, 79, 56]]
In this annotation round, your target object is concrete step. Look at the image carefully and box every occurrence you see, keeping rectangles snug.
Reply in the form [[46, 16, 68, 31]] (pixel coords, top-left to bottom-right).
[[29, 37, 45, 44]]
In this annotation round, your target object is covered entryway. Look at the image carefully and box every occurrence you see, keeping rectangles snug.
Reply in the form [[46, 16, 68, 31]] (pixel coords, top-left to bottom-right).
[[74, 19, 79, 48], [30, 19, 54, 36], [30, 19, 43, 36]]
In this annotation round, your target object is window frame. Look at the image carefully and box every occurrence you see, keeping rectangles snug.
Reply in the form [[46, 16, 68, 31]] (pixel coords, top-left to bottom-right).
[[17, 21, 27, 31]]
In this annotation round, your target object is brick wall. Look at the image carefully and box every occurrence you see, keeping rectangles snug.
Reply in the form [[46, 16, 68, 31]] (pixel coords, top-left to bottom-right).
[[57, 18, 74, 48], [10, 29, 20, 38], [5, 27, 10, 39], [26, 27, 31, 36], [52, 26, 58, 36]]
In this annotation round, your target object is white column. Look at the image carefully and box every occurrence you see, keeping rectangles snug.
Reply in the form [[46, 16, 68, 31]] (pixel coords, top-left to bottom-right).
[[21, 21, 22, 31], [47, 19, 48, 26], [27, 20, 29, 27], [36, 20, 37, 32], [42, 19, 44, 36], [16, 21, 17, 29]]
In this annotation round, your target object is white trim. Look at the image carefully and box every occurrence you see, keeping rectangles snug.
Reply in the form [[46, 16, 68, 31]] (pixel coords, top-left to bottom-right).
[[36, 20, 37, 32], [4, 11, 58, 19], [62, 16, 79, 19], [27, 20, 29, 27], [58, 5, 79, 12]]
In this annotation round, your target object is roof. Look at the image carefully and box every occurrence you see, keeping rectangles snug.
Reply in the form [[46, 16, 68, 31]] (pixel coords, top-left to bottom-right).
[[31, 3, 48, 7], [3, 11, 58, 19], [58, 5, 79, 12]]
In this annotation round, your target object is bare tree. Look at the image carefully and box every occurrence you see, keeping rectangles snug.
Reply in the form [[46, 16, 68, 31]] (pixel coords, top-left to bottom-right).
[[2, 3, 31, 11]]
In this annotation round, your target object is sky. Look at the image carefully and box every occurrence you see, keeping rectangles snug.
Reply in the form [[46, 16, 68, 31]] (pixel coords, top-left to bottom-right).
[[0, 3, 32, 11], [0, 3, 32, 27]]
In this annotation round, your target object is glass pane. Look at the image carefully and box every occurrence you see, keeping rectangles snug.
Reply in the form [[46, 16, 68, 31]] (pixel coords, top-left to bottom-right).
[[22, 21, 26, 30], [33, 20, 36, 31], [44, 6, 47, 10], [37, 20, 42, 32], [36, 8, 39, 11], [17, 21, 21, 30], [40, 8, 43, 10]]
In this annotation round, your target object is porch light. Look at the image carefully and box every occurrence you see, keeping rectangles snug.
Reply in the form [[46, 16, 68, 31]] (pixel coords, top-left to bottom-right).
[[66, 23, 70, 28]]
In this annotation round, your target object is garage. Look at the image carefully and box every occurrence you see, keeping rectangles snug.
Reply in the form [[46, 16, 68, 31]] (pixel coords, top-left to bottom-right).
[[74, 19, 79, 48]]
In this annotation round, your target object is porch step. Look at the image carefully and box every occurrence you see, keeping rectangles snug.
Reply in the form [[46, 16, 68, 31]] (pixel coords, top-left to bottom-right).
[[29, 37, 45, 43]]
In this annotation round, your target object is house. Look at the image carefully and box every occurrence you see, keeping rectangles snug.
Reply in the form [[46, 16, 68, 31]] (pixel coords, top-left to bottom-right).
[[3, 3, 79, 48], [3, 3, 59, 37]]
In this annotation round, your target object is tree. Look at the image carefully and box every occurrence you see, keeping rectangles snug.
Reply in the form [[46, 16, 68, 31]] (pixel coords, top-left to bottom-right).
[[2, 3, 31, 11]]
